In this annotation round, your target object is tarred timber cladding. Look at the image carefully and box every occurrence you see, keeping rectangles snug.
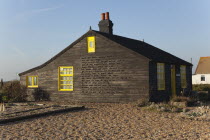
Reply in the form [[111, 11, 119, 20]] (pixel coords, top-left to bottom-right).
[[185, 66, 192, 95], [149, 62, 192, 102], [149, 62, 171, 102], [20, 34, 150, 102]]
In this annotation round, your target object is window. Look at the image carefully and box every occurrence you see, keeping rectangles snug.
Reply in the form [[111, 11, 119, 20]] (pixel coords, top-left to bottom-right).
[[87, 36, 95, 53], [58, 66, 73, 91], [27, 76, 38, 88], [201, 75, 205, 81], [157, 63, 165, 90], [180, 65, 187, 88]]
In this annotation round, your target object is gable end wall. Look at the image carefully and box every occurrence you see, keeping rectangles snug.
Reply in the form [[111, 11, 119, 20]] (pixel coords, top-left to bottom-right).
[[20, 34, 150, 102]]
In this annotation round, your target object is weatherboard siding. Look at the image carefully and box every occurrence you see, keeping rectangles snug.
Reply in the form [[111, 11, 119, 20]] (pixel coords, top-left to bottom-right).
[[149, 62, 171, 102], [20, 34, 150, 102], [149, 63, 192, 102]]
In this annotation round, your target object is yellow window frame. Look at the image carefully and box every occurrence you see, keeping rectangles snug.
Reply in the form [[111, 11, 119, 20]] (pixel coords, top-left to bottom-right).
[[157, 63, 165, 90], [180, 65, 187, 88], [87, 36, 95, 53], [58, 66, 73, 91], [27, 76, 38, 88]]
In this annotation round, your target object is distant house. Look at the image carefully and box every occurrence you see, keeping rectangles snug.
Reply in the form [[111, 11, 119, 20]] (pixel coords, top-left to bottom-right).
[[19, 12, 192, 102], [192, 57, 210, 85]]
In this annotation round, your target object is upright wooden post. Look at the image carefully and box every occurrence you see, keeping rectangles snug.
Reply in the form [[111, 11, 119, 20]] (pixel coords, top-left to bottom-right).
[[0, 78, 3, 89], [0, 103, 5, 112], [0, 103, 2, 112], [2, 103, 5, 111]]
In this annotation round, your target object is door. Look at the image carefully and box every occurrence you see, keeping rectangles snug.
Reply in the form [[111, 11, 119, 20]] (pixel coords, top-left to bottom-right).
[[171, 65, 176, 97]]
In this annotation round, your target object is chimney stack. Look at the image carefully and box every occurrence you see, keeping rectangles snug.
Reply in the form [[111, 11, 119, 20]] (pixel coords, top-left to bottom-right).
[[98, 12, 113, 34]]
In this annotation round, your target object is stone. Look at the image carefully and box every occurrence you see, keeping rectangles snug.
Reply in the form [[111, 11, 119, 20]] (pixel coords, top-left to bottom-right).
[[160, 107, 166, 112]]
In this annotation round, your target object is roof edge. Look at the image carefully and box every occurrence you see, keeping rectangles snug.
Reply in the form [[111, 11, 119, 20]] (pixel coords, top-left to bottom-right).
[[19, 30, 96, 76], [94, 31, 192, 66]]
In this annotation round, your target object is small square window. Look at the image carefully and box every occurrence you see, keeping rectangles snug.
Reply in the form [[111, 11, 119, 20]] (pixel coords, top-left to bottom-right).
[[27, 76, 38, 88], [201, 75, 205, 81]]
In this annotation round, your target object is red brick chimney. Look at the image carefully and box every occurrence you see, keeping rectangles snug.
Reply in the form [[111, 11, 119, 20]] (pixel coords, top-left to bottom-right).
[[98, 12, 114, 34]]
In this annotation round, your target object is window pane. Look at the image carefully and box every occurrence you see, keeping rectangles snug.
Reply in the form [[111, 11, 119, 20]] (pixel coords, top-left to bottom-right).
[[60, 81, 73, 84], [28, 77, 32, 86], [60, 68, 73, 75], [65, 71, 71, 74], [60, 76, 73, 80], [33, 77, 38, 85], [180, 65, 186, 88], [61, 81, 67, 84], [60, 85, 66, 89], [201, 75, 205, 81], [60, 85, 71, 89], [66, 68, 72, 71], [157, 63, 165, 90], [89, 41, 94, 47], [60, 71, 64, 74]]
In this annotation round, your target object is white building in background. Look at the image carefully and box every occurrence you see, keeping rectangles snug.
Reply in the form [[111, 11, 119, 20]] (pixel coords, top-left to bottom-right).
[[192, 56, 210, 84]]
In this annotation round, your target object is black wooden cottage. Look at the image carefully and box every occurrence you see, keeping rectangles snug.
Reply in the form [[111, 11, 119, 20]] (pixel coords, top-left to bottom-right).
[[19, 12, 192, 102]]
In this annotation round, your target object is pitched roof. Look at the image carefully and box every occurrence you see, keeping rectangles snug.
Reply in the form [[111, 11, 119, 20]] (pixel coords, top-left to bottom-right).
[[195, 57, 210, 74], [95, 31, 192, 65], [19, 30, 94, 76], [19, 30, 192, 76]]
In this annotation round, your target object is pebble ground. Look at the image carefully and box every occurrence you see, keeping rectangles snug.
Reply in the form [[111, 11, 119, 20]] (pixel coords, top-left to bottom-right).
[[0, 103, 210, 140]]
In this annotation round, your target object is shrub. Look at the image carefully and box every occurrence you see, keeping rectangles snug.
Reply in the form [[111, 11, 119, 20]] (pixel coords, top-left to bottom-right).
[[170, 96, 198, 107], [171, 96, 190, 102], [192, 84, 210, 101], [1, 80, 27, 102], [131, 98, 150, 107], [0, 92, 7, 102], [193, 84, 210, 92], [32, 88, 50, 101]]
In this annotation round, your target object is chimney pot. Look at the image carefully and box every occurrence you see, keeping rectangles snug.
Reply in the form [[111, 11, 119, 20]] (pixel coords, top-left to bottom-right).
[[101, 13, 105, 20], [105, 12, 109, 20]]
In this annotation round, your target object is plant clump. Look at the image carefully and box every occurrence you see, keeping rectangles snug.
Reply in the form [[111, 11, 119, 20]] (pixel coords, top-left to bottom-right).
[[0, 80, 27, 102], [32, 87, 50, 101], [171, 96, 191, 102], [180, 106, 210, 121], [192, 84, 210, 102], [141, 102, 184, 113]]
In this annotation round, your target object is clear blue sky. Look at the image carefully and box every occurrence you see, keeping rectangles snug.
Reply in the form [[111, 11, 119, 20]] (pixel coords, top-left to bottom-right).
[[0, 0, 210, 81]]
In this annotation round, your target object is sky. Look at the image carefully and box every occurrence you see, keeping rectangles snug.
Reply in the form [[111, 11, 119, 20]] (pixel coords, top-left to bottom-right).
[[0, 0, 210, 81]]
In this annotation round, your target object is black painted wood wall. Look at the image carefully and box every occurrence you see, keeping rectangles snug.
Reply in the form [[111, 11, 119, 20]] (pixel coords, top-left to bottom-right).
[[20, 33, 150, 102], [149, 61, 192, 102]]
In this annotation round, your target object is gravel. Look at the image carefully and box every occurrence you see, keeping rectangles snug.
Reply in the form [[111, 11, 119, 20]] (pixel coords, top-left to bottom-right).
[[0, 103, 210, 140]]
